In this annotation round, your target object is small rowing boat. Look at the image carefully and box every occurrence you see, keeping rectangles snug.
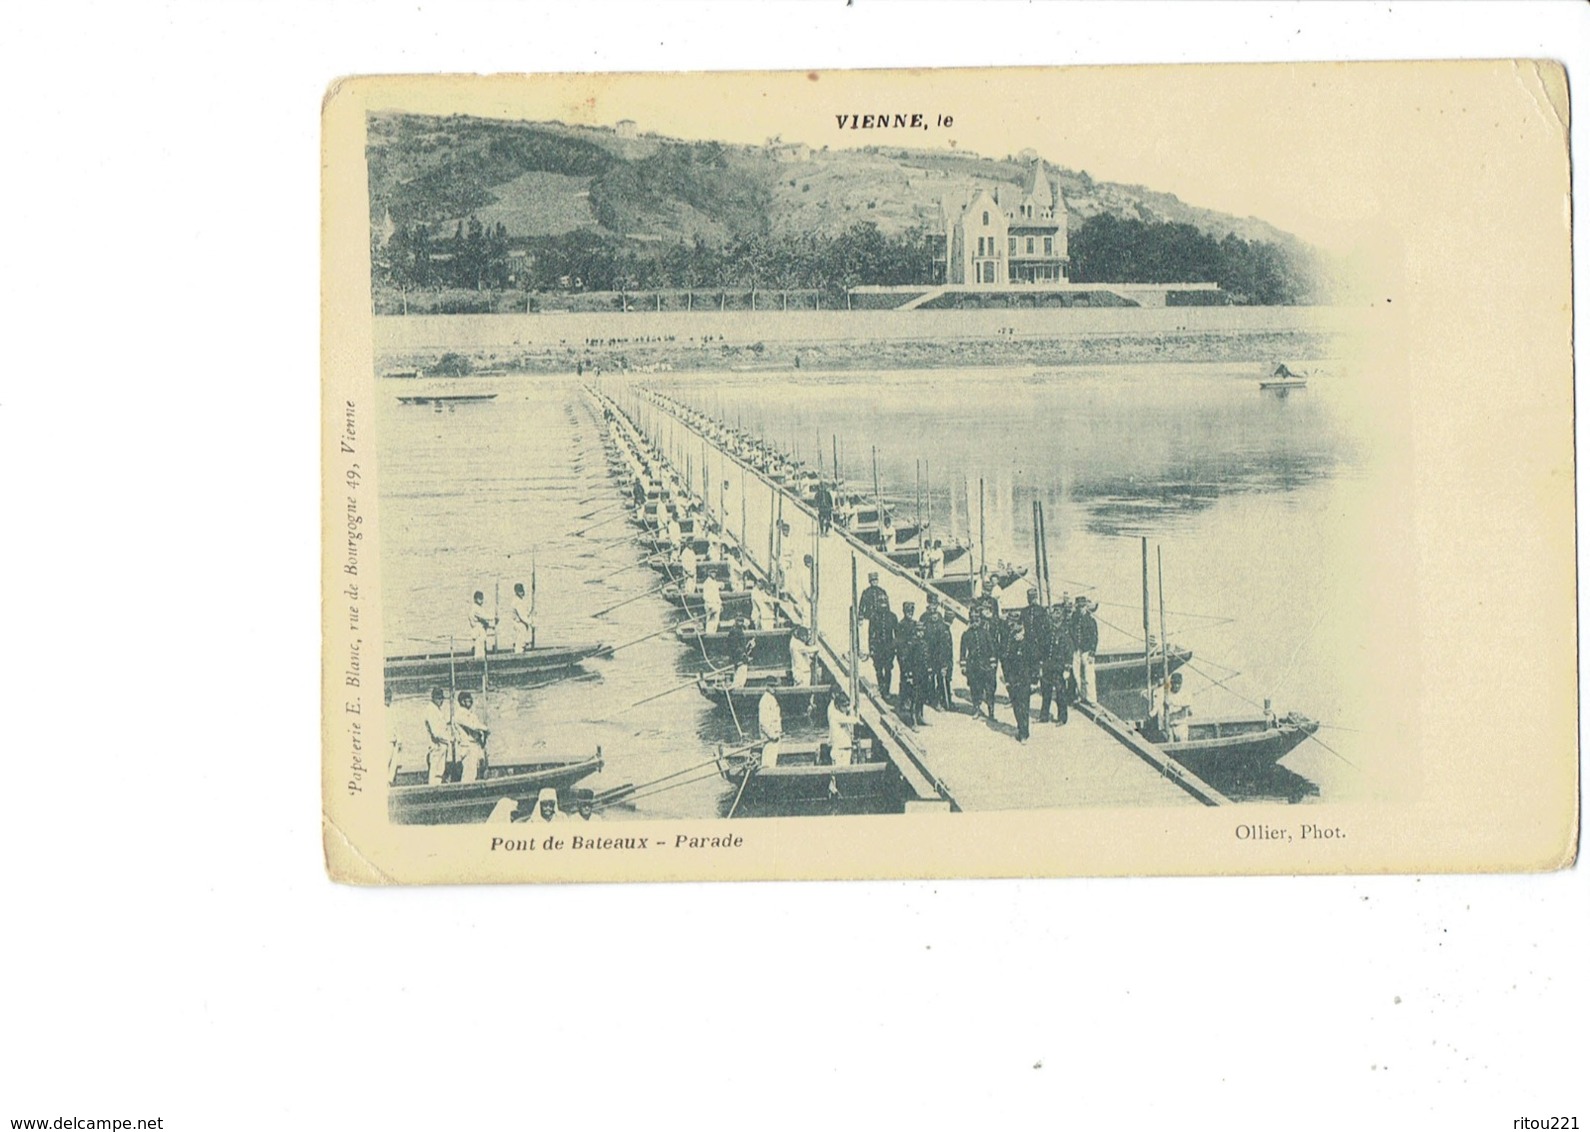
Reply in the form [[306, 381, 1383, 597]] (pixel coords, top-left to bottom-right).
[[715, 740, 898, 805], [1095, 643, 1193, 692], [674, 623, 794, 662], [1260, 364, 1308, 392], [383, 642, 612, 695], [1145, 711, 1319, 781], [696, 674, 835, 713], [388, 753, 605, 824]]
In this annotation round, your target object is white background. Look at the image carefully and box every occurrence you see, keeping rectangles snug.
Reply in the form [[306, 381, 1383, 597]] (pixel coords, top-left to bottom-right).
[[1, 3, 1584, 1128]]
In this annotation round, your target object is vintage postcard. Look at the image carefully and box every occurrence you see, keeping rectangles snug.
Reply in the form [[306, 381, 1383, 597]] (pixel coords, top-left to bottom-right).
[[322, 63, 1577, 884]]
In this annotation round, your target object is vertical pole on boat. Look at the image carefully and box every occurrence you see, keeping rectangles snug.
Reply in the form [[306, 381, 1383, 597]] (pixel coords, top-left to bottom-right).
[[833, 435, 839, 483], [1032, 500, 1043, 605], [740, 462, 747, 558], [916, 459, 922, 539], [487, 579, 498, 692], [978, 476, 987, 578], [1157, 545, 1170, 734], [531, 550, 538, 649], [1040, 501, 1053, 607], [925, 460, 932, 547], [850, 552, 860, 711], [811, 516, 821, 641], [1141, 537, 1153, 723], [447, 635, 459, 778], [872, 446, 883, 530], [775, 492, 785, 594]]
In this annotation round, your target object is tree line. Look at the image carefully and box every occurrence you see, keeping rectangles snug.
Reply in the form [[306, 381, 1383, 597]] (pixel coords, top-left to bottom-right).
[[1067, 213, 1314, 305], [376, 220, 936, 300], [376, 211, 1316, 304]]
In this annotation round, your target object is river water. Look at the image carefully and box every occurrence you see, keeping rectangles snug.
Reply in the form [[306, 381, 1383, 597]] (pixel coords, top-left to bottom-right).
[[378, 359, 1371, 817]]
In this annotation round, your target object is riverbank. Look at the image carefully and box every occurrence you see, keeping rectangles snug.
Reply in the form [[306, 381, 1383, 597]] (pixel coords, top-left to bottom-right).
[[372, 305, 1357, 377]]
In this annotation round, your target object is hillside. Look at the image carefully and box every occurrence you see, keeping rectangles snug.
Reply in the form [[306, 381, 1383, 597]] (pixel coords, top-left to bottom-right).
[[367, 113, 1323, 303], [370, 112, 1300, 249]]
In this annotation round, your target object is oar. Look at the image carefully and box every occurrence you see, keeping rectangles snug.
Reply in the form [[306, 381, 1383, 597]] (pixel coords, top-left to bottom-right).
[[585, 559, 648, 586], [576, 499, 627, 521], [725, 749, 759, 818], [574, 510, 633, 537], [618, 665, 731, 713], [607, 623, 682, 654], [591, 581, 671, 618]]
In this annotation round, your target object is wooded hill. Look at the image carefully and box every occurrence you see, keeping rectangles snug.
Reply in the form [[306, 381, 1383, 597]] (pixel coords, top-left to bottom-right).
[[368, 112, 1327, 305]]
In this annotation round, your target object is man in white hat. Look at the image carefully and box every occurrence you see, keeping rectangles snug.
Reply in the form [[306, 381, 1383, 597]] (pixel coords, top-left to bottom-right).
[[529, 787, 561, 823], [423, 687, 454, 785], [509, 582, 535, 652], [757, 687, 783, 769], [467, 590, 497, 658], [453, 690, 488, 784]]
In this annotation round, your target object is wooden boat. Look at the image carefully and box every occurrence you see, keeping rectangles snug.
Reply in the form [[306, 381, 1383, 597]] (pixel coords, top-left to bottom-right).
[[640, 535, 711, 557], [646, 554, 733, 582], [715, 740, 898, 805], [675, 623, 793, 663], [844, 506, 921, 548], [1260, 364, 1308, 391], [388, 754, 604, 825], [886, 542, 971, 571], [1145, 711, 1319, 781], [661, 584, 754, 618], [1094, 644, 1193, 692], [696, 674, 835, 713], [395, 393, 499, 405], [383, 642, 612, 695], [928, 567, 1028, 606]]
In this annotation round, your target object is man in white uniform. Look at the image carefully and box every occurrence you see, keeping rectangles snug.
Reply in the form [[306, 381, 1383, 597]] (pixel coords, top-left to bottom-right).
[[788, 628, 820, 687], [678, 544, 699, 594], [468, 590, 497, 658], [509, 582, 535, 652], [453, 690, 488, 783], [826, 691, 857, 766], [701, 574, 724, 633], [529, 787, 561, 823], [1150, 671, 1192, 742], [423, 687, 454, 785], [751, 581, 776, 631], [757, 688, 783, 770]]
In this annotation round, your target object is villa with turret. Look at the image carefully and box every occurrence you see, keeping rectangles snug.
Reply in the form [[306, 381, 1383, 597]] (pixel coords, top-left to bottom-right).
[[942, 162, 1070, 286]]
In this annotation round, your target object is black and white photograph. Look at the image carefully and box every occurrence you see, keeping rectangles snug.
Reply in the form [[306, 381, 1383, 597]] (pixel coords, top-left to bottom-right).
[[3, 4, 1586, 1129], [324, 64, 1574, 883]]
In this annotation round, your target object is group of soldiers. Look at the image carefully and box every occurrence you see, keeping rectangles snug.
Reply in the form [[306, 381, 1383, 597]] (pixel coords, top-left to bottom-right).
[[958, 590, 1101, 742], [855, 571, 1102, 743], [855, 573, 957, 727], [466, 585, 536, 658], [420, 686, 491, 785]]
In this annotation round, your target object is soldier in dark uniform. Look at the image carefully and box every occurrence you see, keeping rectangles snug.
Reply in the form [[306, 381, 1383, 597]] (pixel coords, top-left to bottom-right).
[[865, 600, 898, 699], [895, 601, 927, 726], [1001, 616, 1035, 741], [959, 605, 999, 720], [857, 573, 896, 697], [815, 480, 835, 535], [923, 603, 954, 711], [1039, 600, 1074, 725], [858, 571, 888, 625]]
